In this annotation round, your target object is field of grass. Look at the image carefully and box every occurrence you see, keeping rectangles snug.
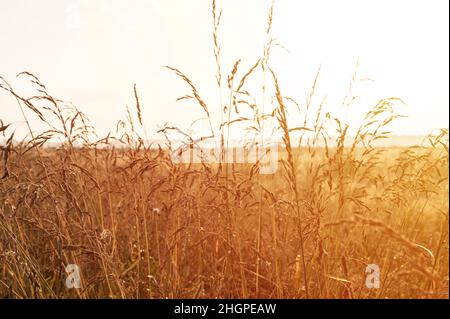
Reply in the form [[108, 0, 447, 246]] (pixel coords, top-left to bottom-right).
[[0, 1, 448, 299]]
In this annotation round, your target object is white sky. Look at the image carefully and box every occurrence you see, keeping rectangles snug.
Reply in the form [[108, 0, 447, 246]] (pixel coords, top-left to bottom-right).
[[1, 0, 448, 140]]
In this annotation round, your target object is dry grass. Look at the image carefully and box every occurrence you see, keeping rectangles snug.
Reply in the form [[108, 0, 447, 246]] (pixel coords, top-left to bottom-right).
[[0, 1, 448, 299]]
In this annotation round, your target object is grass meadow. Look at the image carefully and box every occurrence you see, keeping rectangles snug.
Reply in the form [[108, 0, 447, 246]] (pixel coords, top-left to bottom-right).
[[0, 1, 448, 299]]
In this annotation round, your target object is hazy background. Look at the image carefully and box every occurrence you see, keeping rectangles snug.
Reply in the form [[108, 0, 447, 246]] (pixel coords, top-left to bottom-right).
[[1, 0, 448, 141]]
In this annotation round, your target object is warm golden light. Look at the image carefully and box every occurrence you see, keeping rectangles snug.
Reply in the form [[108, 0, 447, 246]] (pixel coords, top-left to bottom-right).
[[0, 0, 448, 301]]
